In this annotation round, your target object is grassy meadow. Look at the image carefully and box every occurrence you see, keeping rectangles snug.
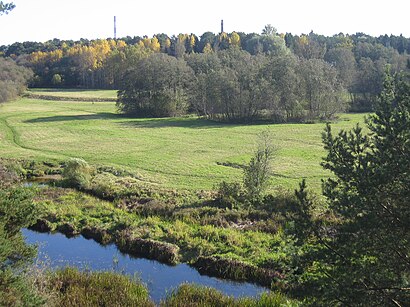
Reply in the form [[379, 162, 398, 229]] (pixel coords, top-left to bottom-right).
[[27, 88, 117, 99], [0, 91, 367, 191]]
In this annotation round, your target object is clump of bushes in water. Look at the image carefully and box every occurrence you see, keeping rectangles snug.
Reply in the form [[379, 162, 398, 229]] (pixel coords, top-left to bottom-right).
[[117, 229, 180, 265], [43, 267, 154, 306], [81, 226, 113, 245], [27, 180, 306, 269], [192, 256, 284, 288], [161, 283, 299, 306]]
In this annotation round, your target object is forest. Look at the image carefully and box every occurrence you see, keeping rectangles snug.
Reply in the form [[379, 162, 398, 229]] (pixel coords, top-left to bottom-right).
[[1, 27, 410, 121]]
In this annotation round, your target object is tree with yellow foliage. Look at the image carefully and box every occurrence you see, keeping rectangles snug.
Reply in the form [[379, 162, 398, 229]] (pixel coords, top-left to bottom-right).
[[203, 43, 213, 54], [150, 37, 161, 52], [186, 34, 197, 53], [164, 38, 171, 52], [230, 32, 241, 47]]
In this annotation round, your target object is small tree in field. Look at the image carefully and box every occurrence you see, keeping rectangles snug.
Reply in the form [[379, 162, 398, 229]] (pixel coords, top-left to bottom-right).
[[216, 131, 275, 207], [243, 131, 275, 201]]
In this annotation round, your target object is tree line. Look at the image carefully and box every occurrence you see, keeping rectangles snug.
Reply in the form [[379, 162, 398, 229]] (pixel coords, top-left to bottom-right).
[[0, 57, 32, 103], [1, 27, 410, 119], [117, 49, 347, 122], [3, 28, 410, 59]]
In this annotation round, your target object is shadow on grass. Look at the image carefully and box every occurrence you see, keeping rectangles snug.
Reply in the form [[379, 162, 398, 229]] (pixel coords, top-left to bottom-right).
[[119, 116, 287, 128], [24, 113, 122, 123], [24, 113, 272, 129], [119, 117, 228, 129]]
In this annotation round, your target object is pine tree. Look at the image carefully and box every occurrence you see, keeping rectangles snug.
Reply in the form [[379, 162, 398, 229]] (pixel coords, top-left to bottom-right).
[[306, 70, 410, 305]]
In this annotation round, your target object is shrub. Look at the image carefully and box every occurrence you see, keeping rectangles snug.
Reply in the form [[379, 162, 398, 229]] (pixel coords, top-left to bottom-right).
[[215, 181, 244, 209], [244, 131, 275, 202], [51, 73, 62, 86], [0, 187, 43, 306], [0, 161, 20, 188], [62, 158, 94, 189], [161, 283, 235, 306]]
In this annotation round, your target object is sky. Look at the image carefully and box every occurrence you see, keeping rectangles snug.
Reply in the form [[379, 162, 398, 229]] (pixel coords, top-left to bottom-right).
[[0, 0, 409, 45]]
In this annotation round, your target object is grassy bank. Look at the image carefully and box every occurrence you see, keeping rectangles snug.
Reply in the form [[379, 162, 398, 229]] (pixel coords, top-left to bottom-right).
[[29, 186, 292, 284], [28, 267, 299, 306], [0, 92, 367, 191], [162, 284, 299, 306], [1, 159, 302, 305], [35, 267, 154, 306]]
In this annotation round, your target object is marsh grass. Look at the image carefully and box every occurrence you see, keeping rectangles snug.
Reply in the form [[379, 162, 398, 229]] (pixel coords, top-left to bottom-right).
[[26, 266, 153, 307], [30, 187, 293, 277], [161, 284, 300, 306]]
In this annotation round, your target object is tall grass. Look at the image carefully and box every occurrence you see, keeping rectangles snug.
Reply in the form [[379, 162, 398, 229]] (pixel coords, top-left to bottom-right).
[[45, 267, 153, 307], [161, 284, 300, 306]]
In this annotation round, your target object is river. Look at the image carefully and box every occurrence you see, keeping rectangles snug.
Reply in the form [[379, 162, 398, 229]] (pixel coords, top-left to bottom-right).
[[23, 229, 268, 303]]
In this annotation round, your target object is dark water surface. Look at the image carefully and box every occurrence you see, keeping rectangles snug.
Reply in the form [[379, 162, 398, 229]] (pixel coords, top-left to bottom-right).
[[23, 229, 268, 303]]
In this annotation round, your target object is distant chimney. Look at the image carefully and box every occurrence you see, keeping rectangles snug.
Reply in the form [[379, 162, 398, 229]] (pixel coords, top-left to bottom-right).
[[114, 16, 117, 39], [221, 19, 224, 33]]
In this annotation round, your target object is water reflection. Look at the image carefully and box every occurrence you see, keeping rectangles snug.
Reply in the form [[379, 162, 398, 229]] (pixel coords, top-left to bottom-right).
[[23, 229, 268, 303]]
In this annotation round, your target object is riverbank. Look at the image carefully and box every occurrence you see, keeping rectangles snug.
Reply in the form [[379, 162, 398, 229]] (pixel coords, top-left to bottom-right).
[[24, 229, 268, 303], [28, 184, 288, 288]]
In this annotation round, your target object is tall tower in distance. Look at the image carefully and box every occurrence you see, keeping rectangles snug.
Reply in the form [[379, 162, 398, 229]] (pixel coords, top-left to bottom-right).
[[114, 16, 117, 39], [221, 19, 224, 33]]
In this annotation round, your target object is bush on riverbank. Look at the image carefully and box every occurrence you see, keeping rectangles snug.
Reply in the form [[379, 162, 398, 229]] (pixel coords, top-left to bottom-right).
[[0, 184, 43, 306], [62, 158, 94, 189], [161, 283, 299, 306], [34, 267, 154, 306]]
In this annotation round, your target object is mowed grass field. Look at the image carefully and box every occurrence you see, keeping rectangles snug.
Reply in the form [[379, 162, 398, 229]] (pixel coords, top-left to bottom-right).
[[28, 88, 118, 99], [0, 91, 368, 191]]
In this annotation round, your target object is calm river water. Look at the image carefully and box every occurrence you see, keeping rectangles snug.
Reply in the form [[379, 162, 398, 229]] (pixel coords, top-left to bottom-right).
[[23, 229, 268, 303]]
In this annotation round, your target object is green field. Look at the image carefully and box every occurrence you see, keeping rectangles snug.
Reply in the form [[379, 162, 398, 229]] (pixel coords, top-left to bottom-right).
[[28, 88, 118, 99], [0, 92, 367, 191]]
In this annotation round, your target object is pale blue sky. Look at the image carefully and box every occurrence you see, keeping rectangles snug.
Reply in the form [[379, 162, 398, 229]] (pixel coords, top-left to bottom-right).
[[1, 0, 409, 45]]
